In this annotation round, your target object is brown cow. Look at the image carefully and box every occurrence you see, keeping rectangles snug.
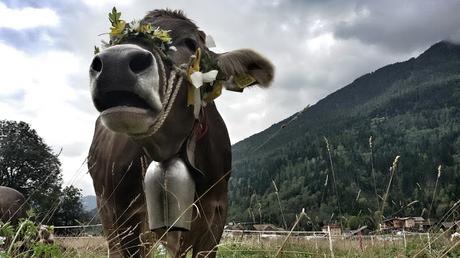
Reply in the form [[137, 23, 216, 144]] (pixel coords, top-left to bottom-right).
[[88, 9, 274, 257], [0, 186, 27, 224]]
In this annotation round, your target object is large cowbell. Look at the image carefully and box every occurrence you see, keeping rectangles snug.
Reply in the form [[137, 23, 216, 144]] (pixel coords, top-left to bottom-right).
[[144, 158, 196, 231]]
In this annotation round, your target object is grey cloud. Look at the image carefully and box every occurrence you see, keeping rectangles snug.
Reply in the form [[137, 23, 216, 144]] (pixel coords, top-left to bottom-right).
[[3, 0, 85, 12], [0, 89, 25, 105], [0, 28, 59, 53], [333, 0, 460, 53]]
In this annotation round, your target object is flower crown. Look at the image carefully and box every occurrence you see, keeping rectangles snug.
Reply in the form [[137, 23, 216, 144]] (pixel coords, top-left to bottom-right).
[[94, 7, 172, 55]]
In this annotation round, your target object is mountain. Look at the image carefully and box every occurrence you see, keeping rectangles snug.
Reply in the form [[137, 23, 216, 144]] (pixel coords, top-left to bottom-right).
[[82, 195, 97, 211], [228, 41, 460, 230]]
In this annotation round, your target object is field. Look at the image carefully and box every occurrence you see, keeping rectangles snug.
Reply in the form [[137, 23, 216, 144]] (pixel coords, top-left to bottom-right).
[[54, 232, 460, 257]]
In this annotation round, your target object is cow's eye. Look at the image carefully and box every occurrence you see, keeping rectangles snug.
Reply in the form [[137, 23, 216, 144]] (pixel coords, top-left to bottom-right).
[[183, 38, 198, 52]]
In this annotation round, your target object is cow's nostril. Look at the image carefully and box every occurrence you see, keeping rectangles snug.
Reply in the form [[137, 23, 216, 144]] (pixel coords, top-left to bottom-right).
[[129, 52, 153, 73], [91, 56, 103, 72]]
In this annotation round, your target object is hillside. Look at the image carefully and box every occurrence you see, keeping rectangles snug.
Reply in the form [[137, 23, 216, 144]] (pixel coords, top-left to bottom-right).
[[229, 41, 460, 230], [82, 195, 97, 211]]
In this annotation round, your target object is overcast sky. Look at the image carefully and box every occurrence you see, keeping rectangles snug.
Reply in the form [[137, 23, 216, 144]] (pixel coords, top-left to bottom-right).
[[1, 0, 460, 196]]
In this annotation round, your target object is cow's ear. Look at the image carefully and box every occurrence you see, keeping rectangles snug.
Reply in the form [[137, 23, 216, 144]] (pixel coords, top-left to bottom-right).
[[216, 49, 274, 90]]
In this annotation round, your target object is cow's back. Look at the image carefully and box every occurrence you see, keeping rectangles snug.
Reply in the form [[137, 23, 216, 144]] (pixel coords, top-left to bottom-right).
[[0, 186, 26, 224]]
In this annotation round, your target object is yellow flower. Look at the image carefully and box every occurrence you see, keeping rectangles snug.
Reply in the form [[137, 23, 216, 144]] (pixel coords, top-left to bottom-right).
[[110, 20, 126, 36], [139, 24, 153, 33], [153, 29, 172, 43]]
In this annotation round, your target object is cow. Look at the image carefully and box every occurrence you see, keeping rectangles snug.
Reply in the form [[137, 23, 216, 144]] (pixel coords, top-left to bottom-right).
[[88, 9, 274, 257], [0, 186, 27, 224]]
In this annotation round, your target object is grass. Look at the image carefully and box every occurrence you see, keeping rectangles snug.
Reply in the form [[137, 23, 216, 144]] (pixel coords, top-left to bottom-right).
[[56, 236, 107, 258], [48, 233, 460, 257], [218, 234, 460, 258], [2, 215, 459, 257]]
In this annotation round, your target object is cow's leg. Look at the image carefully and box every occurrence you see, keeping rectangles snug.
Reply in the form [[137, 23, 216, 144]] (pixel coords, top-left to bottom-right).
[[95, 195, 123, 257], [191, 181, 228, 258], [154, 231, 191, 258], [91, 157, 151, 258]]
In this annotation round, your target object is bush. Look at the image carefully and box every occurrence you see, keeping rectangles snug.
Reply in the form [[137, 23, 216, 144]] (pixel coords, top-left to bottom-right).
[[0, 218, 62, 258]]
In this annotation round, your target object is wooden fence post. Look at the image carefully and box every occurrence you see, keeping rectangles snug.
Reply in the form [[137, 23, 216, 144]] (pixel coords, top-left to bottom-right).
[[328, 226, 335, 258]]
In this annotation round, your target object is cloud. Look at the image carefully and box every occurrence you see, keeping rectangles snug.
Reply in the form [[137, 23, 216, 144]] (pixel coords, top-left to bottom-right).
[[333, 0, 460, 52], [0, 41, 97, 194], [0, 2, 59, 30], [81, 0, 135, 8]]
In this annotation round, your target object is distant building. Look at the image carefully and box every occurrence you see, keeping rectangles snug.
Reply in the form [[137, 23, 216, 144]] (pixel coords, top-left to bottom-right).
[[421, 218, 436, 231], [380, 217, 427, 231], [380, 218, 403, 230], [441, 220, 460, 231], [403, 217, 415, 228], [322, 224, 342, 236], [223, 222, 245, 238], [252, 224, 285, 232], [225, 222, 245, 231]]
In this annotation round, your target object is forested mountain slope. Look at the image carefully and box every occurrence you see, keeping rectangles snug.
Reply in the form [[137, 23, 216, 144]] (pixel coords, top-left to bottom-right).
[[229, 41, 460, 230]]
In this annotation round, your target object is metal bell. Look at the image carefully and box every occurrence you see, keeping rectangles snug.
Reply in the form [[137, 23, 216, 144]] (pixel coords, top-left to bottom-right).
[[144, 158, 195, 231]]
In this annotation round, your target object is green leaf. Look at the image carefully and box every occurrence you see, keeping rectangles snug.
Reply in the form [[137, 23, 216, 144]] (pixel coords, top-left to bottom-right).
[[109, 7, 121, 26], [94, 46, 100, 55]]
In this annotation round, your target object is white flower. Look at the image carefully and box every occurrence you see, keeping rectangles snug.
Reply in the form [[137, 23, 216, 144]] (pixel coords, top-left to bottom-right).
[[0, 236, 6, 246], [130, 20, 141, 31], [190, 70, 219, 88], [158, 244, 167, 255]]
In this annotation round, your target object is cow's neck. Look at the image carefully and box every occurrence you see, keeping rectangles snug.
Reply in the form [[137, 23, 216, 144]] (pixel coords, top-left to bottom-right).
[[134, 111, 195, 162]]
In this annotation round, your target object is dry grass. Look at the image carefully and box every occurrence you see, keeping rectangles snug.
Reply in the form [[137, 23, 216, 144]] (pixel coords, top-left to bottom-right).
[[51, 233, 460, 257], [218, 234, 460, 258], [55, 236, 107, 258]]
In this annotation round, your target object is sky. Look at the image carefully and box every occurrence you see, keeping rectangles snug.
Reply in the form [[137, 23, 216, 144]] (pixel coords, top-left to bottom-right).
[[1, 0, 460, 196]]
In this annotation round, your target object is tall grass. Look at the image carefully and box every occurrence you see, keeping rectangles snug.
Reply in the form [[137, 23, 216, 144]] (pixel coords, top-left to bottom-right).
[[274, 208, 307, 258], [369, 136, 380, 208], [324, 137, 343, 222], [217, 233, 460, 258], [48, 231, 460, 257], [380, 155, 400, 223], [272, 180, 288, 230], [428, 165, 442, 218]]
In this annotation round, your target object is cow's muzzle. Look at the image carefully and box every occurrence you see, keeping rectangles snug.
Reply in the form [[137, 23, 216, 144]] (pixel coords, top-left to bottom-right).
[[89, 44, 162, 135]]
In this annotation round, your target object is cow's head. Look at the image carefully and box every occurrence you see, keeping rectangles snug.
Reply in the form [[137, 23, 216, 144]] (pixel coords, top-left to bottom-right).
[[89, 8, 274, 161]]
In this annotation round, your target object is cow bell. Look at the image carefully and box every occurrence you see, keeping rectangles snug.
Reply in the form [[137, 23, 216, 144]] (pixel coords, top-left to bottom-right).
[[144, 158, 195, 231]]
